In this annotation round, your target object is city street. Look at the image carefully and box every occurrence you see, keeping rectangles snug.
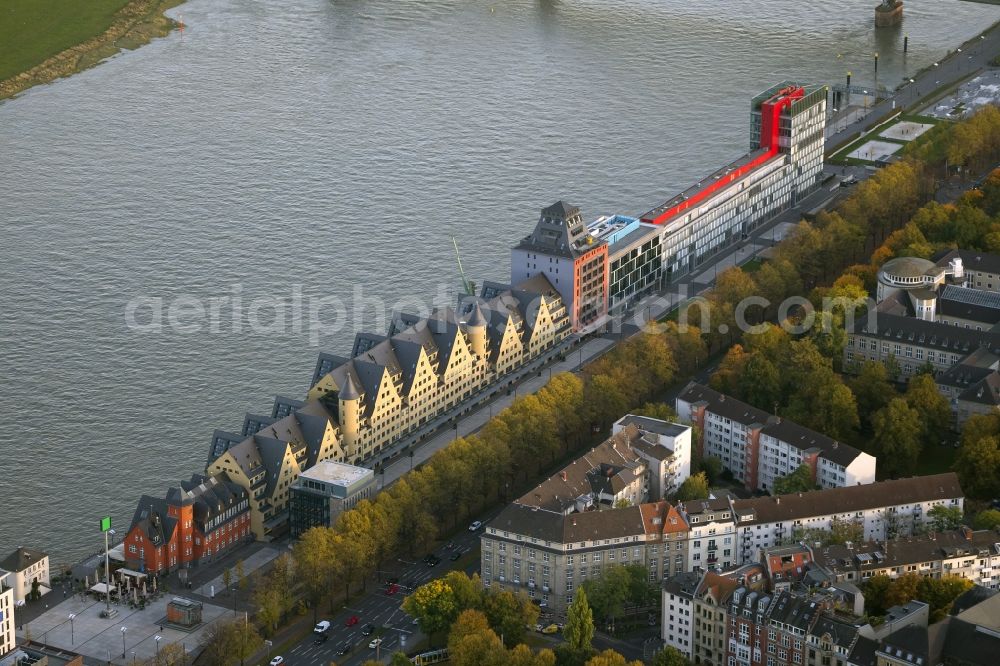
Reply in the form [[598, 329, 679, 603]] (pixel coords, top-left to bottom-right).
[[277, 525, 486, 666]]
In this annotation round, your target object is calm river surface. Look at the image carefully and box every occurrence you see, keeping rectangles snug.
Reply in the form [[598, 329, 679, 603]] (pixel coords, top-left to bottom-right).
[[1, 0, 998, 564]]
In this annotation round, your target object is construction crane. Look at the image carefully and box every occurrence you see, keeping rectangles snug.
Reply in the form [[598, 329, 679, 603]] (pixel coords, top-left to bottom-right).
[[452, 237, 476, 296]]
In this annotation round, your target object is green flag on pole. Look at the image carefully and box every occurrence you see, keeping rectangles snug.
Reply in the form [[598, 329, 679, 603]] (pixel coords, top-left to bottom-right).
[[100, 516, 111, 532]]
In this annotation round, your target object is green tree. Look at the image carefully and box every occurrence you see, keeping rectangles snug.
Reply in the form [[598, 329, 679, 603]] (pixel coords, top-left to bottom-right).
[[389, 653, 413, 666], [738, 354, 782, 413], [293, 526, 340, 617], [927, 505, 963, 532], [651, 646, 693, 666], [402, 578, 458, 644], [482, 588, 536, 647], [918, 575, 973, 622], [449, 626, 507, 666], [584, 649, 644, 666], [699, 457, 724, 484], [630, 402, 677, 422], [954, 435, 1000, 500], [675, 472, 710, 502], [973, 509, 1000, 530], [772, 464, 816, 495], [443, 571, 483, 613], [253, 554, 295, 636], [222, 567, 232, 594], [199, 618, 262, 665], [448, 609, 492, 654], [905, 374, 952, 442], [864, 575, 893, 616], [872, 398, 923, 477], [850, 361, 895, 430], [564, 586, 595, 653]]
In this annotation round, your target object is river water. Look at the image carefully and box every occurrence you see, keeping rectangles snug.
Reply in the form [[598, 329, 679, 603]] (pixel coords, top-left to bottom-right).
[[1, 0, 997, 564]]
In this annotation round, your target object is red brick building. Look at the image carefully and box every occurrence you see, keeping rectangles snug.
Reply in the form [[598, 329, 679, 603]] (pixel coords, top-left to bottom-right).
[[124, 474, 250, 575]]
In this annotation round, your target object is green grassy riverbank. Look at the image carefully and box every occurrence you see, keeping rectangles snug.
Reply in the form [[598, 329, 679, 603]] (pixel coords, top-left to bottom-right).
[[0, 0, 182, 100]]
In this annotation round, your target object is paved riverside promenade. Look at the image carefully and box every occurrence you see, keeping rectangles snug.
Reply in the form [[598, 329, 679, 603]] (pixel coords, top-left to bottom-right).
[[18, 592, 231, 665]]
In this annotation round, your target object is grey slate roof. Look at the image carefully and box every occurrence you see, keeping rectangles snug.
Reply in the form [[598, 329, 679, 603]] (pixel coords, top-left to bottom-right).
[[734, 473, 963, 525], [940, 617, 1000, 666], [0, 547, 48, 573], [934, 248, 1000, 276], [878, 625, 928, 665], [663, 571, 702, 599], [680, 383, 865, 467], [852, 312, 1000, 355], [616, 414, 688, 438]]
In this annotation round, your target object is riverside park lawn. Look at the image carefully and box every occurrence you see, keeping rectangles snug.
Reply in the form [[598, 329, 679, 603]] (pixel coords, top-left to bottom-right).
[[0, 0, 132, 81]]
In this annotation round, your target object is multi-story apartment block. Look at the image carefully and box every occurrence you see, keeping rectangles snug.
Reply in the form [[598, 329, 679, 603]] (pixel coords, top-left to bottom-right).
[[676, 383, 876, 493], [288, 460, 376, 537], [511, 202, 609, 330], [510, 84, 827, 324], [123, 474, 250, 575], [808, 527, 1000, 589], [208, 274, 569, 539], [731, 474, 964, 564], [0, 548, 49, 603], [679, 497, 740, 572], [0, 571, 14, 658], [663, 571, 701, 657], [647, 83, 826, 283], [612, 414, 692, 498], [481, 421, 691, 611]]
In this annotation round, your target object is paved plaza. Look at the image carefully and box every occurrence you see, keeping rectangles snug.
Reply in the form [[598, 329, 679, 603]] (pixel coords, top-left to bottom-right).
[[191, 546, 282, 599], [879, 120, 934, 141], [17, 592, 234, 665], [847, 139, 903, 162], [924, 70, 1000, 119]]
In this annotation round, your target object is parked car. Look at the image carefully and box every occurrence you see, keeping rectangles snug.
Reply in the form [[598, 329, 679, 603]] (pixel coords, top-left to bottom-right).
[[361, 623, 376, 636], [269, 657, 284, 666], [384, 575, 400, 585], [336, 641, 352, 656], [541, 624, 559, 634], [449, 551, 462, 561], [345, 615, 360, 627], [424, 554, 441, 567], [314, 620, 331, 633], [468, 520, 483, 531], [532, 599, 548, 608], [386, 583, 400, 595], [313, 633, 330, 645], [369, 637, 383, 649], [444, 541, 455, 550]]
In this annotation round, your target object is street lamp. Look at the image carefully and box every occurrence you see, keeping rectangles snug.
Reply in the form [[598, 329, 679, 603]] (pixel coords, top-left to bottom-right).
[[121, 626, 127, 658], [155, 635, 162, 657], [68, 614, 76, 645]]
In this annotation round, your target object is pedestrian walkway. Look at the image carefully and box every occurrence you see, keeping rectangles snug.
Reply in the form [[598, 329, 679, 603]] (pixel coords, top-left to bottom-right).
[[16, 589, 231, 665], [191, 546, 282, 599]]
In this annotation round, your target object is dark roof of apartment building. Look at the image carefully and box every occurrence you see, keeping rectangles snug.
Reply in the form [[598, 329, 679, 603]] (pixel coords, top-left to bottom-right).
[[733, 473, 963, 525], [811, 529, 1000, 577], [848, 635, 880, 666], [941, 617, 1000, 666], [767, 590, 826, 631], [950, 586, 998, 616], [0, 547, 48, 574], [851, 312, 1000, 355], [679, 383, 865, 468], [809, 613, 862, 650], [516, 200, 601, 259], [516, 426, 646, 513], [487, 502, 646, 545], [663, 571, 702, 599], [959, 372, 1000, 406], [128, 495, 177, 547], [935, 248, 1000, 276], [877, 625, 928, 666], [616, 415, 688, 438]]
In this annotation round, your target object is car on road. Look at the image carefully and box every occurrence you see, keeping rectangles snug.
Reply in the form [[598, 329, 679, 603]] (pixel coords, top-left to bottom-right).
[[384, 575, 400, 585], [269, 658, 284, 666], [314, 620, 331, 633], [387, 583, 400, 595], [313, 633, 330, 645], [468, 520, 483, 531], [449, 551, 462, 561], [345, 615, 359, 627], [541, 624, 559, 634], [336, 641, 352, 656], [424, 554, 441, 567], [840, 175, 858, 187], [369, 637, 383, 649], [445, 541, 455, 550], [361, 623, 376, 636]]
